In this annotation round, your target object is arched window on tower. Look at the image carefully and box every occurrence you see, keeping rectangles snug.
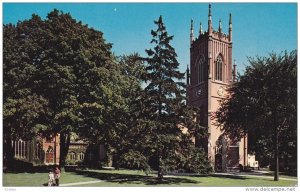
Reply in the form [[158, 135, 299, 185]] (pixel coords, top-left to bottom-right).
[[198, 59, 202, 83], [215, 55, 223, 81], [197, 55, 205, 83]]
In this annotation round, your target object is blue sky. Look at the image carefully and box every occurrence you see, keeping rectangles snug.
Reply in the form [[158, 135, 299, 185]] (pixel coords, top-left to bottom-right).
[[3, 3, 297, 74]]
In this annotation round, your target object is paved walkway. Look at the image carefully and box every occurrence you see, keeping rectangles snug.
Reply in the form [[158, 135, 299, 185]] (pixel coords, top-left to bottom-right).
[[164, 170, 297, 181], [60, 180, 103, 186], [214, 172, 297, 181]]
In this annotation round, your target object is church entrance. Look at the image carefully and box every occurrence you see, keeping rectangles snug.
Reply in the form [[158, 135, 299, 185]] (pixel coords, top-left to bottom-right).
[[215, 153, 222, 172]]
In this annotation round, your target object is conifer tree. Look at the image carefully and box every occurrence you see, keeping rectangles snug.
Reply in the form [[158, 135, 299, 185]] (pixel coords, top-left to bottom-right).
[[143, 15, 187, 180], [117, 16, 212, 177]]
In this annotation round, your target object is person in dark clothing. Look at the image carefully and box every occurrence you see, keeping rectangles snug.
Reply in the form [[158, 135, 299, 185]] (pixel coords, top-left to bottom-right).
[[54, 166, 61, 186]]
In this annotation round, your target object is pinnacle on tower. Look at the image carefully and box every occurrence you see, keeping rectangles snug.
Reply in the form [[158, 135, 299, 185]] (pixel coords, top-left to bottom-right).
[[190, 19, 194, 46], [199, 22, 203, 35], [229, 13, 232, 42], [186, 64, 190, 85], [208, 4, 213, 34], [233, 59, 237, 81], [219, 19, 222, 33]]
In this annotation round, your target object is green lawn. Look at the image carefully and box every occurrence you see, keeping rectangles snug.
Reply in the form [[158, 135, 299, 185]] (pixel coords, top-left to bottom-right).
[[3, 169, 297, 187]]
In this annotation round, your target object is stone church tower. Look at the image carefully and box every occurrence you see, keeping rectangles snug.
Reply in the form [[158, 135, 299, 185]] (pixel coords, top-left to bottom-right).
[[187, 4, 247, 172]]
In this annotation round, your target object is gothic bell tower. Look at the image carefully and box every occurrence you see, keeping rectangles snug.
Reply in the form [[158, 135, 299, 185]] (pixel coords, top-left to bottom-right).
[[187, 4, 247, 172]]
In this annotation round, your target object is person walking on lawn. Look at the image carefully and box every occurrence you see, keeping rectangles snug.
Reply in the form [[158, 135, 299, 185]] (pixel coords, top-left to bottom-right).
[[54, 166, 61, 186]]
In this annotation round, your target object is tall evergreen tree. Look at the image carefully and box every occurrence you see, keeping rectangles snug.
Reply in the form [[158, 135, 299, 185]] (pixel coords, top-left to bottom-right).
[[143, 15, 188, 180], [113, 18, 211, 176]]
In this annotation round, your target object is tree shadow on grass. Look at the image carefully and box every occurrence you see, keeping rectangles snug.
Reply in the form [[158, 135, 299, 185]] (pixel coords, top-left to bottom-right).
[[210, 174, 247, 180], [187, 173, 248, 180], [73, 170, 200, 185]]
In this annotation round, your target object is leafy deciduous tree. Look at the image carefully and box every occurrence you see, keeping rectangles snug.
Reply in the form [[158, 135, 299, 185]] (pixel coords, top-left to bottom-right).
[[215, 51, 297, 181], [3, 9, 116, 168]]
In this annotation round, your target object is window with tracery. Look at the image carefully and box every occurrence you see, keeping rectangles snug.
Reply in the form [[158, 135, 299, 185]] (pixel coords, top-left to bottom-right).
[[197, 55, 205, 83], [35, 142, 42, 159], [215, 56, 223, 81], [13, 139, 27, 159], [79, 152, 85, 160], [69, 152, 76, 160], [46, 146, 54, 163]]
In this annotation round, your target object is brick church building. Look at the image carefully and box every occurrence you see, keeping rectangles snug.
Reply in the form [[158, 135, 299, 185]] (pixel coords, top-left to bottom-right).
[[186, 4, 248, 172], [10, 134, 106, 167]]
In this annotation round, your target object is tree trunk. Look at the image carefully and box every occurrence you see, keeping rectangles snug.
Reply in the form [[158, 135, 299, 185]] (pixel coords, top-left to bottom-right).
[[157, 139, 164, 182], [157, 83, 163, 182], [3, 125, 15, 171], [158, 167, 163, 181], [113, 152, 120, 170], [157, 149, 163, 182], [4, 134, 15, 170], [274, 129, 279, 181], [59, 132, 71, 168]]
